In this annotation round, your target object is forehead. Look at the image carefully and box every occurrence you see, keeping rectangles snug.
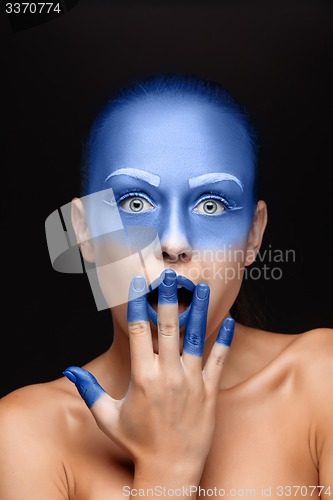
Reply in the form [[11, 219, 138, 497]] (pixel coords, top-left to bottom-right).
[[90, 95, 255, 188]]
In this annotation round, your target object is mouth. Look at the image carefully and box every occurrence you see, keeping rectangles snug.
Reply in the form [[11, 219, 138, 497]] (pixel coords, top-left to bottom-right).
[[147, 274, 195, 329]]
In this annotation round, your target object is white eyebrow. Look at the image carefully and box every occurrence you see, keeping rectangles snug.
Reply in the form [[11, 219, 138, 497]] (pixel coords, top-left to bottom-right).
[[188, 172, 244, 191], [105, 168, 160, 187]]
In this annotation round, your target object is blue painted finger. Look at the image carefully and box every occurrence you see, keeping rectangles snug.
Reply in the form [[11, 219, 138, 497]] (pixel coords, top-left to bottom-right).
[[216, 317, 235, 347], [158, 269, 178, 304], [183, 283, 210, 357], [127, 275, 149, 322], [63, 366, 106, 408]]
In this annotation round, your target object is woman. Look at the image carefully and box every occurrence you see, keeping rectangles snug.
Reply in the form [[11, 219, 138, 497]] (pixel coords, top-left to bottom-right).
[[0, 73, 332, 499]]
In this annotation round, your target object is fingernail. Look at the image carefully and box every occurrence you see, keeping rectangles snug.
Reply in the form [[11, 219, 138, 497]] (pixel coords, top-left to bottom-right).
[[162, 269, 177, 286], [216, 317, 235, 347], [63, 369, 76, 384], [132, 275, 146, 292], [196, 283, 208, 299], [159, 269, 177, 304]]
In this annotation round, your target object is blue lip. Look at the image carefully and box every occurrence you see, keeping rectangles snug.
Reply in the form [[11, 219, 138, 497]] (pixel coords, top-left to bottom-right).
[[147, 273, 195, 329]]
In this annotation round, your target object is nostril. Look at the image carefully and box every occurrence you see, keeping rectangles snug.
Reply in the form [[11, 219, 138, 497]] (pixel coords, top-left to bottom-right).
[[162, 251, 179, 263], [162, 250, 191, 263], [179, 252, 191, 263]]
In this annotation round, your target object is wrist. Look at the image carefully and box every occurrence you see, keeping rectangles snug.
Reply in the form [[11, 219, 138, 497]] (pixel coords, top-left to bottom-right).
[[134, 457, 203, 489]]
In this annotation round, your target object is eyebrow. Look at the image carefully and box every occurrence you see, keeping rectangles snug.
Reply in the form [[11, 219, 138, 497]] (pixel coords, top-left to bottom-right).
[[188, 173, 244, 191], [105, 168, 160, 187]]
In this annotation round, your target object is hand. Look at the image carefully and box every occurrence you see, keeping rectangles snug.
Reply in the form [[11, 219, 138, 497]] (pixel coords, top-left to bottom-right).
[[64, 269, 235, 481]]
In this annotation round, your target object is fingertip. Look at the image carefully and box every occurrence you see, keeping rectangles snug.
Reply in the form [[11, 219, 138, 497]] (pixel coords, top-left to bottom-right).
[[216, 317, 235, 347], [63, 368, 77, 384], [63, 366, 106, 408], [183, 283, 210, 357], [195, 282, 210, 301], [128, 275, 149, 322], [129, 275, 148, 297], [158, 269, 178, 304]]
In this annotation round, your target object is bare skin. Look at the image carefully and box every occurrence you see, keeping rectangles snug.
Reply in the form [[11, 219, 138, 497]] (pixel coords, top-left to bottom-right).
[[0, 320, 332, 499], [1, 85, 332, 499]]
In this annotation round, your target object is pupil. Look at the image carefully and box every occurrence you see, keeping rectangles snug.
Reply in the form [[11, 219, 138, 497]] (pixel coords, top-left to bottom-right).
[[204, 201, 217, 213], [130, 198, 143, 212]]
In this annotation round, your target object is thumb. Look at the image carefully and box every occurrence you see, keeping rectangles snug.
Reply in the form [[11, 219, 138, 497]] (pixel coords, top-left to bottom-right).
[[63, 366, 119, 434]]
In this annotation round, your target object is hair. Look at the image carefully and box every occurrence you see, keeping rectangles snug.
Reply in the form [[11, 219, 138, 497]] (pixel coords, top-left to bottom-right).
[[80, 72, 267, 329]]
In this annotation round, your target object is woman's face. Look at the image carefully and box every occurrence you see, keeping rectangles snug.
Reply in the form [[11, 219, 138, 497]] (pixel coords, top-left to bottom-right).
[[84, 95, 258, 349]]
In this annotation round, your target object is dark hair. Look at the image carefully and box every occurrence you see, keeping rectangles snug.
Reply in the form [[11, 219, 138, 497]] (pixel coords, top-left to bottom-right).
[[80, 72, 267, 329]]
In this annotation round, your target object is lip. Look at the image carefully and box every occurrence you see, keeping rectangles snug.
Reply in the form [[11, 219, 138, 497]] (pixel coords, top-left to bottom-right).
[[147, 273, 195, 329]]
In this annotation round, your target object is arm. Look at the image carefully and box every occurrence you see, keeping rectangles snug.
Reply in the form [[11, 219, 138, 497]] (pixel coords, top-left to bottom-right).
[[64, 270, 235, 499]]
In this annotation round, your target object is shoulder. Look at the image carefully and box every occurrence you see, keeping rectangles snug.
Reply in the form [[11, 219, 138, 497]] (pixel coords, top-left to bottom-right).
[[286, 326, 333, 367], [0, 380, 77, 497], [0, 376, 92, 446], [292, 327, 333, 482], [0, 380, 67, 458]]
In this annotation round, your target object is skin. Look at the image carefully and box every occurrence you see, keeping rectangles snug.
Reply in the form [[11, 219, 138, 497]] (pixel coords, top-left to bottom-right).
[[0, 93, 332, 500]]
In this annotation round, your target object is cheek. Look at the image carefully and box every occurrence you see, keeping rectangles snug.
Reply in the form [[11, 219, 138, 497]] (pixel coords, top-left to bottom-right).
[[191, 209, 253, 251], [92, 230, 166, 309], [185, 245, 248, 336]]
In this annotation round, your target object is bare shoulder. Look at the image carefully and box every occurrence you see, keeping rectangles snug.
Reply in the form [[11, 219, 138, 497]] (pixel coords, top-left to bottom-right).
[[248, 323, 333, 363], [290, 327, 333, 480], [285, 326, 333, 366], [0, 379, 77, 498], [240, 324, 333, 391], [0, 378, 70, 433]]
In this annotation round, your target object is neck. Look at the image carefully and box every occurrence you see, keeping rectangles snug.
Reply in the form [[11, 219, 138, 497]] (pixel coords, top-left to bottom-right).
[[85, 312, 264, 399]]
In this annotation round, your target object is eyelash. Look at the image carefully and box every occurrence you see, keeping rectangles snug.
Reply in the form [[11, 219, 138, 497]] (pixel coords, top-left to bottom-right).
[[193, 193, 232, 211], [104, 191, 236, 213], [117, 191, 155, 208]]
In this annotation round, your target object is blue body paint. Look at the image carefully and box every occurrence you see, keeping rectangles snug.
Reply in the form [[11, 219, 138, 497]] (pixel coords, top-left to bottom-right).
[[183, 283, 210, 357], [216, 317, 235, 347], [158, 269, 178, 304], [147, 273, 195, 328], [80, 76, 258, 331], [127, 275, 149, 323], [86, 95, 256, 254], [63, 366, 106, 408]]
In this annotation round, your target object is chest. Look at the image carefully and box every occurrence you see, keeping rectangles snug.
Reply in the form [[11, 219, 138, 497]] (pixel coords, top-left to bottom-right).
[[71, 385, 317, 500]]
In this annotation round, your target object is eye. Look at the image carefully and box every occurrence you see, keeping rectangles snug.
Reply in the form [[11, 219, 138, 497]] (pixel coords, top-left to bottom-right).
[[120, 195, 154, 213], [194, 198, 226, 215]]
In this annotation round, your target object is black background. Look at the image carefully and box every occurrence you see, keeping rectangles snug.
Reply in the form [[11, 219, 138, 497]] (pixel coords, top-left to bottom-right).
[[1, 0, 332, 398]]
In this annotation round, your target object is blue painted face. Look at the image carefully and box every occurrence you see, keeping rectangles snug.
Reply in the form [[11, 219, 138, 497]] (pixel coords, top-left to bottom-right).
[[85, 95, 257, 338], [88, 95, 256, 253]]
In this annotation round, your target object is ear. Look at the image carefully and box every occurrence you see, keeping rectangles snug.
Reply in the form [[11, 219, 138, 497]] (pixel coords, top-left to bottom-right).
[[245, 200, 268, 266], [71, 197, 95, 263]]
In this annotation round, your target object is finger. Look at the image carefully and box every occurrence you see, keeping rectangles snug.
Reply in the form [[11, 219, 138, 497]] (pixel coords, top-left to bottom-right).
[[182, 283, 210, 371], [157, 269, 180, 366], [127, 275, 155, 374], [63, 366, 119, 432], [203, 317, 235, 389]]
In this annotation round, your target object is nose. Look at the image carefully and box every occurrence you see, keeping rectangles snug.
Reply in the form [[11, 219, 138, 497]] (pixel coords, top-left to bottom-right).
[[158, 204, 193, 264]]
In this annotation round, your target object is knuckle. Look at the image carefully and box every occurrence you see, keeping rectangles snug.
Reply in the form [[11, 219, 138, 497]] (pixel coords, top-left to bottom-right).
[[164, 374, 183, 392], [215, 354, 225, 367], [132, 370, 154, 389], [128, 321, 148, 336], [158, 322, 177, 337], [185, 332, 201, 348]]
